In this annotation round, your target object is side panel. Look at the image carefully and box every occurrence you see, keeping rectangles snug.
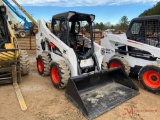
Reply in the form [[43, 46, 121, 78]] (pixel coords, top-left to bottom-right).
[[125, 55, 158, 67], [101, 35, 116, 63], [106, 34, 160, 58], [101, 33, 160, 61]]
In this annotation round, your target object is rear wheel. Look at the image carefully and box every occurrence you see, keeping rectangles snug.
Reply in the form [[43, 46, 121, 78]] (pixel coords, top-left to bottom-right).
[[37, 53, 51, 76], [138, 65, 160, 94], [50, 60, 70, 89], [20, 50, 30, 75], [108, 56, 130, 75]]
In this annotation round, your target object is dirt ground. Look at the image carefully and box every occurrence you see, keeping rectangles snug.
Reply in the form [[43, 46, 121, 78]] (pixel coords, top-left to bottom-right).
[[0, 50, 160, 120]]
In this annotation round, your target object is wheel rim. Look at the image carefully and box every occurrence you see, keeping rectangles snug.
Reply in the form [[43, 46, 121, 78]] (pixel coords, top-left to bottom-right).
[[37, 58, 43, 72], [143, 70, 160, 89], [109, 61, 121, 68], [51, 66, 60, 84], [20, 32, 25, 37]]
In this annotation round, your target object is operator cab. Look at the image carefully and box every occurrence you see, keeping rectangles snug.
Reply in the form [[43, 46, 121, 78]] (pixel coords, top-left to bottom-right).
[[51, 11, 95, 60], [0, 5, 9, 49], [126, 15, 160, 47]]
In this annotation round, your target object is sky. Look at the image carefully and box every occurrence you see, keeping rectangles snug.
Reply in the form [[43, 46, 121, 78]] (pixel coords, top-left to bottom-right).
[[7, 0, 159, 25]]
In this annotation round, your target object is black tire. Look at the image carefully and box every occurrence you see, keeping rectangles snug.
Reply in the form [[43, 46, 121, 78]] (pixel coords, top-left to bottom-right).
[[101, 61, 108, 70], [37, 53, 51, 76], [108, 56, 130, 75], [138, 65, 160, 94], [19, 31, 26, 38], [50, 60, 70, 89], [20, 50, 30, 75]]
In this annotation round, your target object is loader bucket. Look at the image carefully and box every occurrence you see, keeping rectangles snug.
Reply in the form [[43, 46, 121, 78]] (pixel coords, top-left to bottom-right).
[[65, 67, 139, 120]]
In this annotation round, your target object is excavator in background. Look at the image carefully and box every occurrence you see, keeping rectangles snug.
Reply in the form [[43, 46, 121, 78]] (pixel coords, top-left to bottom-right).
[[11, 0, 37, 26], [0, 0, 26, 37], [2, 0, 38, 37], [36, 11, 139, 119], [2, 0, 31, 37], [9, 0, 38, 34], [7, 9, 26, 37], [0, 5, 29, 110], [100, 15, 160, 94]]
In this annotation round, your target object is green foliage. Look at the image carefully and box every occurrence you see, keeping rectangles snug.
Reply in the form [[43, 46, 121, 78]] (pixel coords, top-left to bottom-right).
[[84, 1, 160, 32], [91, 22, 113, 31], [99, 22, 105, 30], [139, 2, 160, 17], [94, 22, 105, 30], [84, 24, 89, 31], [84, 16, 130, 32], [120, 16, 129, 32]]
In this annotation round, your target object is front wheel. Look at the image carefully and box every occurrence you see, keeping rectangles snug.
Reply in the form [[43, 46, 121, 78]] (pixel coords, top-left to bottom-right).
[[138, 65, 160, 94], [50, 60, 70, 89], [20, 50, 30, 75], [37, 53, 51, 76], [108, 56, 130, 75]]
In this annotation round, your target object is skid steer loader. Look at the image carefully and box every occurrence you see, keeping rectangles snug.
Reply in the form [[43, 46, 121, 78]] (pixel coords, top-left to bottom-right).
[[100, 15, 160, 94], [36, 11, 139, 119], [0, 5, 29, 110]]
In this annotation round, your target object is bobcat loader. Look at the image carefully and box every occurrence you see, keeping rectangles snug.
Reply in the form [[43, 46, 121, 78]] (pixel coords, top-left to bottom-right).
[[100, 15, 160, 94], [0, 5, 29, 110], [36, 11, 139, 119]]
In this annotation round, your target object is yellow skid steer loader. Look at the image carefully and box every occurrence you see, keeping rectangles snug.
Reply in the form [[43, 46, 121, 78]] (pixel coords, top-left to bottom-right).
[[0, 5, 29, 110]]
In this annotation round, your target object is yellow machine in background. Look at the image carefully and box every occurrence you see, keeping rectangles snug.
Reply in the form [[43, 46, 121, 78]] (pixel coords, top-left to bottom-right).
[[0, 5, 29, 110]]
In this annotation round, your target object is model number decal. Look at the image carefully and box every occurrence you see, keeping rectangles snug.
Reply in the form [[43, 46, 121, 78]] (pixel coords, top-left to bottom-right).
[[106, 48, 114, 53]]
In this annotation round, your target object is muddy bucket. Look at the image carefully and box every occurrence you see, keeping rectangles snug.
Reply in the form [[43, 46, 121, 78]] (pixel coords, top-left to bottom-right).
[[65, 67, 139, 120]]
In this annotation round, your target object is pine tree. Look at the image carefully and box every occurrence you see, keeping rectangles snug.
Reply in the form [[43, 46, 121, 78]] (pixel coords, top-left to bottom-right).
[[139, 2, 160, 17]]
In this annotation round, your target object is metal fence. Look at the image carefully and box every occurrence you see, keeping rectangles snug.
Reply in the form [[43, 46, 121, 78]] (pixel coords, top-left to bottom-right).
[[15, 28, 37, 50], [16, 29, 103, 50]]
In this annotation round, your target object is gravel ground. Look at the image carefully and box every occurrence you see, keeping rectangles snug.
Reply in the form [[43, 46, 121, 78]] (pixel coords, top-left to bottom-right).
[[0, 50, 160, 120]]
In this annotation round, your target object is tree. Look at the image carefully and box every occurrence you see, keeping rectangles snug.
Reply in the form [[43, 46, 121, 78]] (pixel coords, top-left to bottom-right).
[[114, 23, 120, 30], [120, 16, 129, 32], [84, 24, 89, 32], [99, 22, 105, 30], [105, 22, 112, 29], [139, 2, 160, 17], [95, 23, 100, 29]]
